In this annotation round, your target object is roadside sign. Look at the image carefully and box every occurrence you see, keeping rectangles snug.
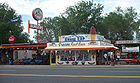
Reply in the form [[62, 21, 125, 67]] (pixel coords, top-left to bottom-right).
[[29, 24, 43, 30], [32, 8, 43, 21]]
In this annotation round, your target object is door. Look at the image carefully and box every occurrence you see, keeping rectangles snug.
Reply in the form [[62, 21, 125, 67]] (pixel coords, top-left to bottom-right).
[[50, 51, 56, 65]]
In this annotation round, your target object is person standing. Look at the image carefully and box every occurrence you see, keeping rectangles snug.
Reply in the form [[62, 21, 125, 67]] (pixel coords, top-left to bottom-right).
[[108, 51, 111, 65], [110, 51, 115, 66], [104, 52, 108, 65], [117, 51, 121, 65]]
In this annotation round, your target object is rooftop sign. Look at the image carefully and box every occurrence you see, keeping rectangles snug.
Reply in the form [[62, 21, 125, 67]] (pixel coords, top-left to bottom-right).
[[60, 34, 110, 43]]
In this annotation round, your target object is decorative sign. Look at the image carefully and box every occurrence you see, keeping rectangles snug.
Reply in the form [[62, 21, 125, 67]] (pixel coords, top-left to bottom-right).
[[122, 47, 139, 52], [32, 8, 43, 21], [60, 34, 109, 42], [47, 41, 101, 47], [29, 24, 43, 30], [8, 36, 15, 44], [90, 26, 96, 41]]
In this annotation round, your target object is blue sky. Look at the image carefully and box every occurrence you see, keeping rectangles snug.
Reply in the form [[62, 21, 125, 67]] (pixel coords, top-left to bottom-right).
[[1, 0, 140, 42]]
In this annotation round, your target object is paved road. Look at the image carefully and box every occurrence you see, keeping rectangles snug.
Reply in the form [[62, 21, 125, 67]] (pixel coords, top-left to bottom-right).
[[0, 65, 140, 83]]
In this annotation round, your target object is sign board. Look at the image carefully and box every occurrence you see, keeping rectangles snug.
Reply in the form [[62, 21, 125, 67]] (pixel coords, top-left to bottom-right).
[[115, 40, 140, 44], [32, 8, 43, 21], [8, 36, 15, 44], [101, 42, 113, 46], [47, 41, 101, 47], [60, 34, 110, 43], [122, 47, 139, 52], [29, 24, 43, 30]]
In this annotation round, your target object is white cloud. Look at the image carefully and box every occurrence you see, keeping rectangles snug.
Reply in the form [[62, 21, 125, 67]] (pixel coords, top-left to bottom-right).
[[1, 0, 140, 19], [1, 0, 140, 42], [1, 0, 81, 17], [1, 0, 83, 42], [97, 0, 140, 14]]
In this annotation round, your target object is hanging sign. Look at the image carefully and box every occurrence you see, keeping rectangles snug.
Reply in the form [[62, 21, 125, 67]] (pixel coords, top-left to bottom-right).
[[8, 36, 15, 44]]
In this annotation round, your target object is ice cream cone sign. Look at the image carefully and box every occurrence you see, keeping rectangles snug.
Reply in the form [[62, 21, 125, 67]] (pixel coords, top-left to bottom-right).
[[90, 26, 96, 41]]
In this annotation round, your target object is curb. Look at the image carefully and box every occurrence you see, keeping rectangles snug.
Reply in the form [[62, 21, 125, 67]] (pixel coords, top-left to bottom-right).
[[0, 65, 140, 68]]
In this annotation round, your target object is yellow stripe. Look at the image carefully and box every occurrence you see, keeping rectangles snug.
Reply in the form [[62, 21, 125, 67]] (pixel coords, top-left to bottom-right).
[[0, 74, 140, 78]]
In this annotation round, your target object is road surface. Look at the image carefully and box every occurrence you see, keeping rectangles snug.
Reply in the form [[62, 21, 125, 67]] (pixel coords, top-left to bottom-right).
[[0, 65, 140, 83]]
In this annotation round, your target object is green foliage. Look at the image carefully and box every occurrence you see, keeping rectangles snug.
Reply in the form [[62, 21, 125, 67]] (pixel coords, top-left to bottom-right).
[[58, 1, 104, 34], [0, 3, 31, 44], [34, 17, 56, 42], [38, 1, 140, 42], [136, 19, 140, 40], [101, 7, 140, 42], [38, 1, 104, 42]]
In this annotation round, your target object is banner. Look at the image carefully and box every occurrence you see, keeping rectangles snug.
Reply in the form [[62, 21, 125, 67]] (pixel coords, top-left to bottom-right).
[[48, 41, 102, 47], [122, 47, 139, 52], [115, 40, 140, 44]]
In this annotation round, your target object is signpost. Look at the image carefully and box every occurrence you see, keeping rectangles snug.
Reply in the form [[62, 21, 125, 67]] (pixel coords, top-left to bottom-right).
[[28, 8, 43, 43]]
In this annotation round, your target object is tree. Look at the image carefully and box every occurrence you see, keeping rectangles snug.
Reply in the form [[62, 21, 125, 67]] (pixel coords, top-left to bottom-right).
[[38, 1, 104, 42], [35, 17, 55, 43], [0, 3, 31, 44], [101, 7, 140, 42], [57, 1, 104, 35], [136, 19, 140, 40]]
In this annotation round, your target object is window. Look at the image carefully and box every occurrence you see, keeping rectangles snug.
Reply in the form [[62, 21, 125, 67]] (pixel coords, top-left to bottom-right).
[[60, 51, 68, 61]]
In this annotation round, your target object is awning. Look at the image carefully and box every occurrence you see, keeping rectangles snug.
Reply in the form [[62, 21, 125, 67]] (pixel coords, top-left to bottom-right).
[[0, 43, 47, 48], [45, 46, 119, 51]]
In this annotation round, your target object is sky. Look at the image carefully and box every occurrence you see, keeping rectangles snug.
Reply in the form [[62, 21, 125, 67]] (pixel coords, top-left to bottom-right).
[[1, 0, 140, 42]]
